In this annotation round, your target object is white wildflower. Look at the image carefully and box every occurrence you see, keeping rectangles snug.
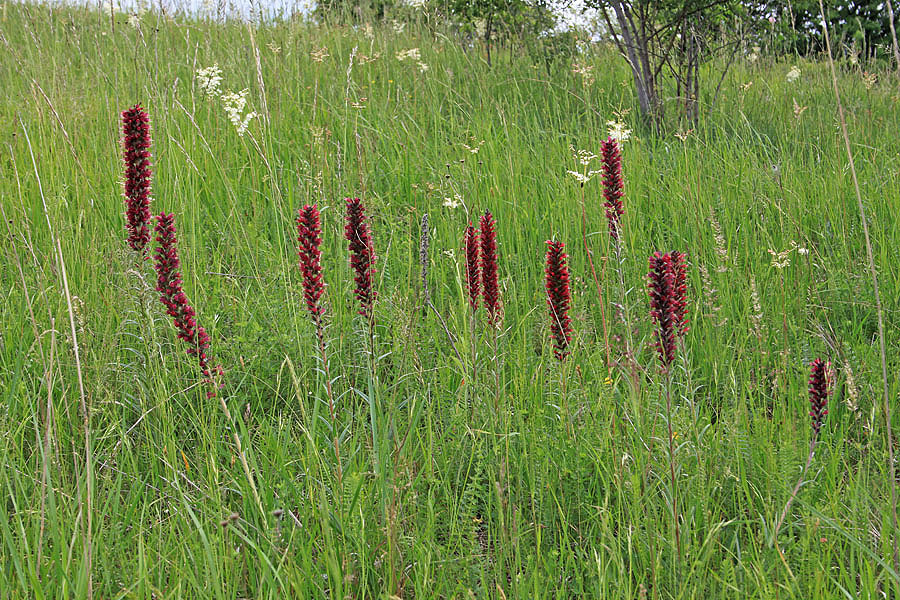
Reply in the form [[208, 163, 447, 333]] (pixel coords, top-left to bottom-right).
[[392, 19, 406, 34], [417, 61, 429, 73], [786, 65, 801, 83], [127, 13, 140, 28], [567, 170, 600, 184], [748, 46, 760, 63], [798, 247, 809, 256], [405, 0, 426, 7], [607, 120, 631, 142], [442, 249, 456, 259], [196, 64, 223, 98], [576, 149, 597, 166], [235, 112, 257, 136], [442, 194, 461, 209], [221, 89, 256, 137], [396, 48, 421, 62]]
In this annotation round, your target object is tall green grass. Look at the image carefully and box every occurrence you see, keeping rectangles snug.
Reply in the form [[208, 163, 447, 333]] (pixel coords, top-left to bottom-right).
[[2, 2, 900, 597]]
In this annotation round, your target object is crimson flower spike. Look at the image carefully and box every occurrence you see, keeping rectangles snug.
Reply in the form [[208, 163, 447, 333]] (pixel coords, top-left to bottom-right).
[[122, 104, 153, 254], [600, 136, 624, 241], [808, 359, 830, 434], [153, 213, 221, 394], [545, 240, 573, 360], [297, 204, 326, 324], [464, 223, 480, 311], [480, 210, 500, 326], [344, 197, 377, 320], [648, 251, 689, 371], [670, 250, 689, 336]]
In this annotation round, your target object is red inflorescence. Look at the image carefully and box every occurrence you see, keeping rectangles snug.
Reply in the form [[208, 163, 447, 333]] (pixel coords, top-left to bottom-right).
[[153, 213, 220, 392], [808, 358, 830, 434], [600, 136, 625, 241], [344, 197, 377, 320], [122, 104, 153, 254], [545, 240, 573, 360], [670, 250, 689, 336], [464, 223, 480, 311], [297, 204, 325, 324], [648, 251, 689, 371], [480, 210, 500, 326]]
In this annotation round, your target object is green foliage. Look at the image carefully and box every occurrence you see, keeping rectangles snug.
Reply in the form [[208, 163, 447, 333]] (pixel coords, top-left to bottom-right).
[[2, 2, 900, 598], [753, 1, 895, 60]]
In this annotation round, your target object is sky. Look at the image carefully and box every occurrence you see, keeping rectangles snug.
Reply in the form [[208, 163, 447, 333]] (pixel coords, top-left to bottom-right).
[[36, 0, 603, 33]]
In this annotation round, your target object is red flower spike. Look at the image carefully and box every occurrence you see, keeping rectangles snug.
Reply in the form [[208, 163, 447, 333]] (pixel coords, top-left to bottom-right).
[[545, 240, 573, 360], [601, 136, 625, 241], [808, 358, 830, 434], [297, 204, 326, 324], [122, 104, 153, 254], [480, 210, 500, 326], [344, 197, 377, 320], [464, 223, 480, 311], [648, 251, 689, 371], [153, 212, 220, 392], [670, 250, 689, 336]]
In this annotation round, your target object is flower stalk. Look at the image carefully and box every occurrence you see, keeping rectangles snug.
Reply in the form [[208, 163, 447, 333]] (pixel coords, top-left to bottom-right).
[[344, 197, 377, 364], [647, 250, 690, 564], [297, 204, 342, 486], [152, 212, 263, 516], [775, 359, 831, 538]]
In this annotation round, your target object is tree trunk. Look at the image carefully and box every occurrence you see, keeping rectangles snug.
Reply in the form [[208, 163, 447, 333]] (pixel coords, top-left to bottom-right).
[[609, 0, 656, 125], [887, 0, 900, 76]]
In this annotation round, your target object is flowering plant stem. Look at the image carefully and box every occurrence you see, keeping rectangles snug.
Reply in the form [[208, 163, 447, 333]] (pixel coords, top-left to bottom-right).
[[579, 182, 610, 370], [612, 238, 641, 390], [317, 324, 343, 490], [774, 435, 817, 538], [491, 326, 501, 414], [663, 372, 682, 565]]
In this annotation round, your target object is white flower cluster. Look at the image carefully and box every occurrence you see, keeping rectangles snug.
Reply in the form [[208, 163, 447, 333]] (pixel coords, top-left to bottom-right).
[[786, 65, 801, 83], [396, 48, 421, 61], [567, 147, 600, 184], [442, 194, 462, 209], [196, 64, 223, 97], [396, 48, 428, 74], [221, 89, 257, 137], [196, 66, 258, 137], [606, 120, 631, 142]]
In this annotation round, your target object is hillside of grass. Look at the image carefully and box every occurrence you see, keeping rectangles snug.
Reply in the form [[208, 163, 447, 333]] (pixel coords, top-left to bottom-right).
[[2, 2, 900, 597]]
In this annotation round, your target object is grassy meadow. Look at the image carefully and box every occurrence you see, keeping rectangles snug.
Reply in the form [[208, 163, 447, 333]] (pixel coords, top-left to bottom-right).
[[3, 2, 900, 597]]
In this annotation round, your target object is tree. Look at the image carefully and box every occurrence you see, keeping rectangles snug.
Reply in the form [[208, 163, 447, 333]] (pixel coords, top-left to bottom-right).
[[754, 1, 898, 62], [439, 0, 558, 65], [588, 0, 748, 129]]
